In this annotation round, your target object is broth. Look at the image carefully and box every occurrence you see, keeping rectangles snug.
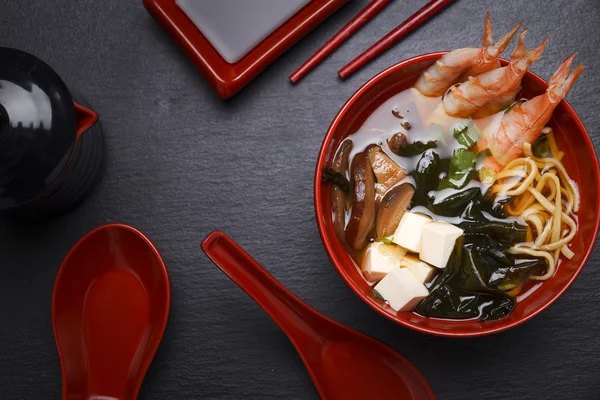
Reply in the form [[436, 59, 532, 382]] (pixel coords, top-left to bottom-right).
[[326, 87, 579, 321]]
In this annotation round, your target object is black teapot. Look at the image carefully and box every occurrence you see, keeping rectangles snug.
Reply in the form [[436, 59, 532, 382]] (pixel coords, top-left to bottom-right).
[[0, 47, 105, 217]]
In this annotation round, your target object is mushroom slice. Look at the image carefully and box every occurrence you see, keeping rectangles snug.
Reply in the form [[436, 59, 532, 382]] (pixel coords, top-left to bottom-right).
[[346, 148, 376, 250], [387, 132, 408, 154], [375, 183, 415, 239], [330, 140, 353, 241], [368, 146, 407, 202]]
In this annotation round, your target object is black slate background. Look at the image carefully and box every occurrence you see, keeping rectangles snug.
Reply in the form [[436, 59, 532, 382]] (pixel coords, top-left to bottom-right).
[[1, 0, 599, 399]]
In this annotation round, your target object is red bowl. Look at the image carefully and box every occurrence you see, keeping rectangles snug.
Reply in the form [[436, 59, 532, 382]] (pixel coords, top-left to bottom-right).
[[314, 52, 600, 337]]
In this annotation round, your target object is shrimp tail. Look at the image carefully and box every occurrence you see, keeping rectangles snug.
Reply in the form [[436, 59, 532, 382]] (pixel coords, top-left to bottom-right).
[[510, 30, 528, 60], [527, 36, 548, 64], [489, 54, 584, 166], [494, 20, 522, 54], [415, 14, 521, 96], [561, 64, 585, 94], [548, 58, 585, 106], [548, 53, 580, 90], [482, 12, 493, 47]]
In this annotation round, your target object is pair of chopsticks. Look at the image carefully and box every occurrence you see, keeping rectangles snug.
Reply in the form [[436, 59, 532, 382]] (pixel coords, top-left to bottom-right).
[[290, 0, 456, 83]]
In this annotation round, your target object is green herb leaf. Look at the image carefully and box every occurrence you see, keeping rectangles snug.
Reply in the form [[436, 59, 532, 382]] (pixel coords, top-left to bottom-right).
[[392, 140, 437, 157], [370, 289, 385, 301], [322, 167, 350, 194], [438, 148, 478, 190]]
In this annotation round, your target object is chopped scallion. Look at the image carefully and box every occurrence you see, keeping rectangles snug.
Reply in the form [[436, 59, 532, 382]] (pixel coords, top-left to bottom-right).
[[438, 148, 478, 190], [379, 237, 393, 245], [428, 123, 447, 147], [452, 119, 480, 148]]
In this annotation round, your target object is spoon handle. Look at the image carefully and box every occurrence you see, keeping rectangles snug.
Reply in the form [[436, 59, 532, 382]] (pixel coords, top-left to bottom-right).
[[202, 231, 326, 343]]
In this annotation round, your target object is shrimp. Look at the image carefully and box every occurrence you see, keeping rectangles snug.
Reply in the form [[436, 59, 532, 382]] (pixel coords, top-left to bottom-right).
[[458, 14, 518, 81], [486, 54, 584, 166], [414, 12, 521, 97], [471, 30, 529, 118], [442, 33, 547, 118]]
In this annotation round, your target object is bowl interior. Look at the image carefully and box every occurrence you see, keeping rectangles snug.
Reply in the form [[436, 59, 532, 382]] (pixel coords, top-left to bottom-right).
[[315, 53, 600, 336]]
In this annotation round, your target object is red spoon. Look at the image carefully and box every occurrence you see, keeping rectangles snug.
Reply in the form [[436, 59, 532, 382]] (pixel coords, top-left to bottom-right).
[[53, 224, 170, 400], [202, 231, 435, 400]]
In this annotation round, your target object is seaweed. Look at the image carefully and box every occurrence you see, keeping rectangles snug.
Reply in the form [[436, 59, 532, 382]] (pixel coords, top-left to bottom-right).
[[410, 150, 447, 207], [417, 240, 516, 321], [417, 225, 544, 321], [429, 187, 481, 216], [391, 141, 437, 158]]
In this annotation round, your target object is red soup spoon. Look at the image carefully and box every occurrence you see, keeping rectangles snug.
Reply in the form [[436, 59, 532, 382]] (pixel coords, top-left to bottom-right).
[[202, 231, 435, 400], [53, 224, 170, 400]]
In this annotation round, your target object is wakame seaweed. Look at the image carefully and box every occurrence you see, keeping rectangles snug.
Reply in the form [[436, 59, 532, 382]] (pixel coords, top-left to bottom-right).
[[410, 150, 447, 207], [429, 187, 480, 216], [417, 239, 516, 321], [417, 219, 544, 321], [322, 167, 350, 193], [457, 220, 528, 245], [408, 147, 544, 322], [391, 140, 437, 157]]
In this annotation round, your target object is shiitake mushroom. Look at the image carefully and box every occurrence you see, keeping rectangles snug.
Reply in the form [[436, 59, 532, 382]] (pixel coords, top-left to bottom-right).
[[374, 183, 415, 239], [330, 140, 353, 241], [387, 132, 408, 154], [346, 147, 376, 250], [368, 146, 407, 202]]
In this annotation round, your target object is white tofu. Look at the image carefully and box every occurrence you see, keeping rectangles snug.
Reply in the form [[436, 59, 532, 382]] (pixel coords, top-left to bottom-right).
[[392, 212, 432, 253], [362, 242, 407, 282], [420, 222, 463, 268], [374, 268, 429, 312], [400, 254, 437, 284]]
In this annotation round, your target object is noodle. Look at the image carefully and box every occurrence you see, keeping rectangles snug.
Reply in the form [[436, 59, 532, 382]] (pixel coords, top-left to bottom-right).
[[493, 138, 579, 281]]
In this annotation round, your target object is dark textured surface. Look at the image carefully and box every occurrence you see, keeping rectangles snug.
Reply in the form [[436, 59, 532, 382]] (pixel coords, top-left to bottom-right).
[[1, 0, 599, 399]]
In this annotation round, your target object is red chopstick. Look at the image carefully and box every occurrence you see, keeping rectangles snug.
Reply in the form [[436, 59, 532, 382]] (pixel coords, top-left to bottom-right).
[[289, 0, 391, 84], [338, 0, 456, 79]]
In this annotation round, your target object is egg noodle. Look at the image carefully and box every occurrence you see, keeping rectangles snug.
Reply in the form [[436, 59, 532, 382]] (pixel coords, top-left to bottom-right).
[[491, 128, 579, 281]]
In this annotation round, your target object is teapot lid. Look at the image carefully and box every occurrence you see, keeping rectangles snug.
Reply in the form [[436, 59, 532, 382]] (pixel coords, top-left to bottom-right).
[[0, 47, 77, 208]]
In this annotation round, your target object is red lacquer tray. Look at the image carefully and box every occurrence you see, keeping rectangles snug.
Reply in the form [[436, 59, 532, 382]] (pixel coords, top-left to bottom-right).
[[143, 0, 349, 99]]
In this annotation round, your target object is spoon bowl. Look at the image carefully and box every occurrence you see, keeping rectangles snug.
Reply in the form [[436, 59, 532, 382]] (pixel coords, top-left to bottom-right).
[[202, 231, 434, 400], [53, 223, 170, 400]]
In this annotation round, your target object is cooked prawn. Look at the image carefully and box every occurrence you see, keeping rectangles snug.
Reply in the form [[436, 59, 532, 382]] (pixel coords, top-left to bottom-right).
[[485, 53, 584, 166], [471, 30, 529, 118], [442, 32, 547, 118], [414, 13, 521, 97], [458, 14, 517, 81]]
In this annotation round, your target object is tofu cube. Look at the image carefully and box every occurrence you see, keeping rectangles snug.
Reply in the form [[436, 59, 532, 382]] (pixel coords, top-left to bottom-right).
[[374, 268, 429, 312], [420, 222, 463, 268], [392, 212, 432, 253], [362, 242, 407, 282], [400, 254, 437, 284]]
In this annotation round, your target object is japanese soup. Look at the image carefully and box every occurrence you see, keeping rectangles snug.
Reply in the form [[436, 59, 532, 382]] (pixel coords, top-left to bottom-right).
[[322, 17, 583, 321]]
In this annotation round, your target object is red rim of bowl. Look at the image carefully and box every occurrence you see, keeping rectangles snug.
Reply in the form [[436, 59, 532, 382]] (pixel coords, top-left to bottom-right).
[[314, 52, 600, 337], [52, 223, 171, 396]]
